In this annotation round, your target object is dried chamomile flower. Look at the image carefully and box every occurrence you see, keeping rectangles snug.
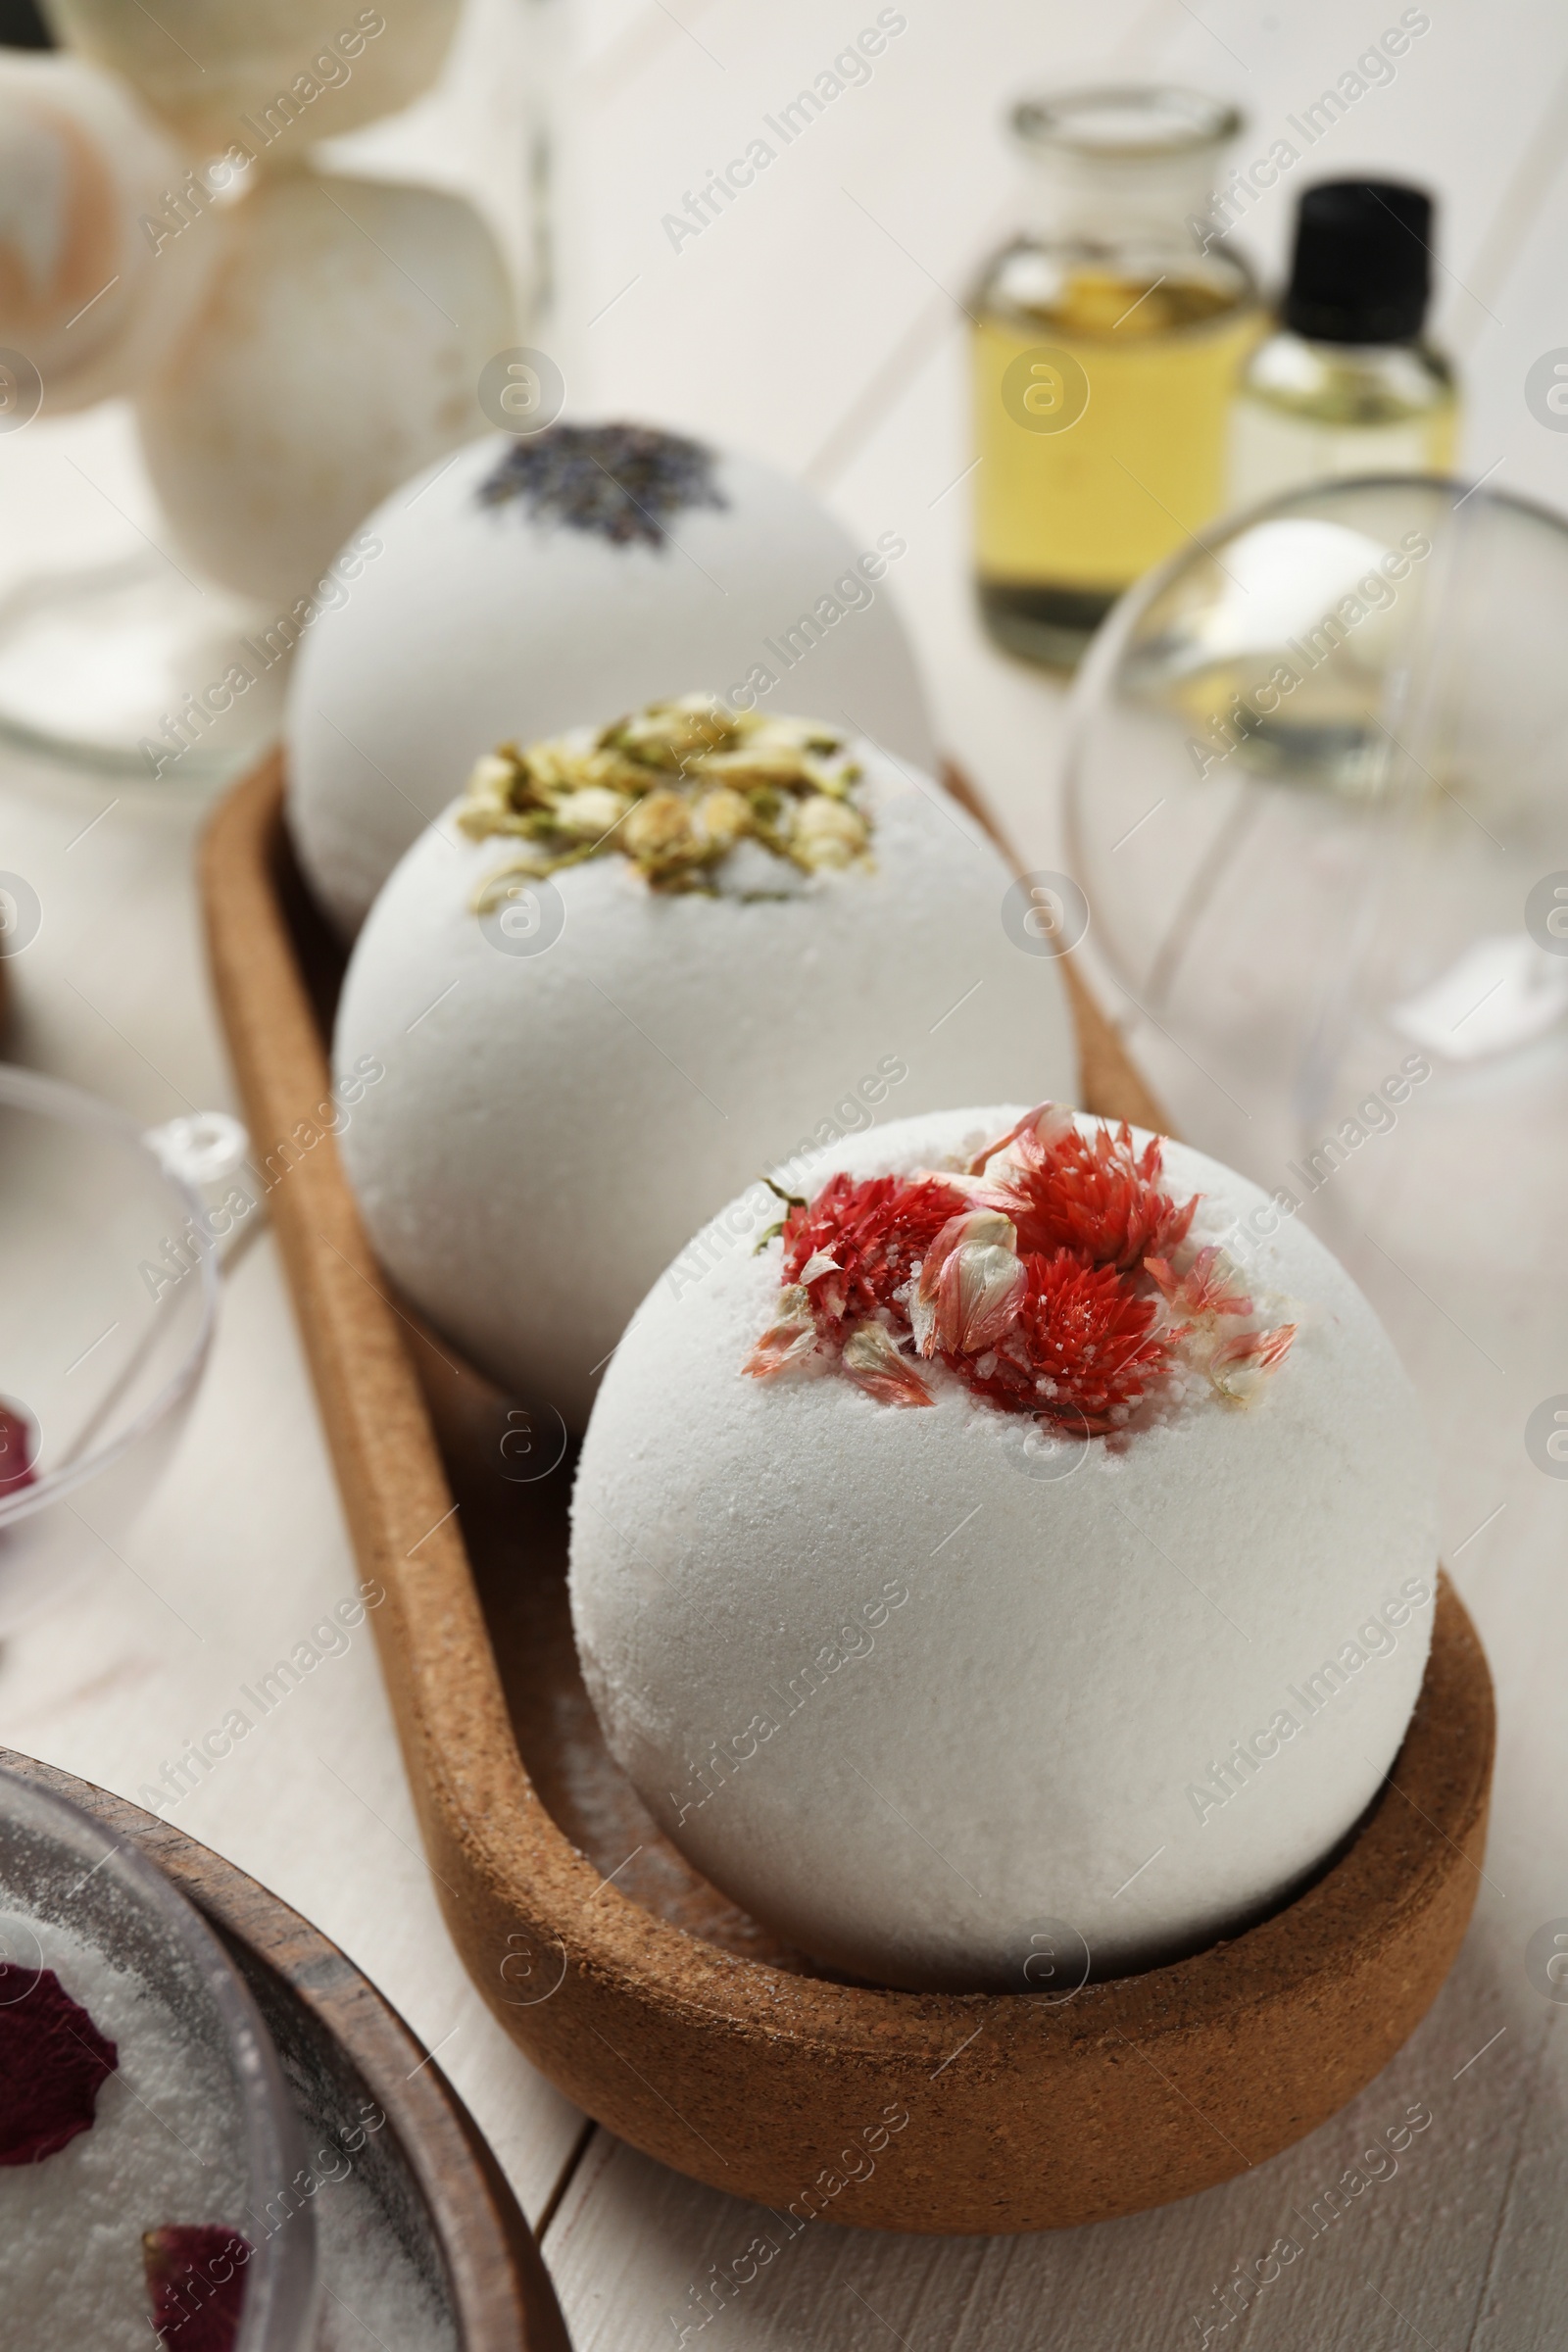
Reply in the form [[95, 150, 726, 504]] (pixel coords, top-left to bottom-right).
[[459, 695, 872, 903], [607, 693, 735, 768], [552, 785, 631, 841], [622, 789, 699, 878], [792, 795, 868, 869], [457, 748, 526, 838]]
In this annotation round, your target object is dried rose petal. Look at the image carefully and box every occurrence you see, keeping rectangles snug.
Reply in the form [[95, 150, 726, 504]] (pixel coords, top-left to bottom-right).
[[143, 2226, 251, 2351], [0, 1399, 37, 1495], [0, 1963, 117, 2164]]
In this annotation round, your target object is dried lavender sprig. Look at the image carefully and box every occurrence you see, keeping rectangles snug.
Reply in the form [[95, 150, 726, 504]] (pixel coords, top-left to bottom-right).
[[477, 421, 727, 548]]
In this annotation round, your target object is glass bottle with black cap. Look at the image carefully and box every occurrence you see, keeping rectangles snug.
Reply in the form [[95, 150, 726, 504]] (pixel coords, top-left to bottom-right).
[[1228, 178, 1457, 509]]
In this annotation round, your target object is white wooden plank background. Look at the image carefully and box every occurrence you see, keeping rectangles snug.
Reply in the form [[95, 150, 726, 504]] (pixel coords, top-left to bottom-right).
[[4, 0, 1568, 2343]]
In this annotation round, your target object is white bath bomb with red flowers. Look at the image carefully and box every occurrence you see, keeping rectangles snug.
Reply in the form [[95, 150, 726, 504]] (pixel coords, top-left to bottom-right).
[[569, 1102, 1439, 1991], [287, 420, 937, 937], [331, 703, 1075, 1432], [0, 53, 217, 415]]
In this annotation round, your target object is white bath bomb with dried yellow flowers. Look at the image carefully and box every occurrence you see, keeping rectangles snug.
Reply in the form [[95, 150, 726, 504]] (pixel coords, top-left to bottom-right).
[[287, 421, 937, 937], [569, 1102, 1439, 1991], [332, 699, 1076, 1428]]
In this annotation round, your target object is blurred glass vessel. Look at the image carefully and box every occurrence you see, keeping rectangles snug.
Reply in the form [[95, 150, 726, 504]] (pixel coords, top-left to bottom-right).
[[1062, 476, 1568, 1424], [0, 0, 559, 788], [0, 1064, 219, 1632], [971, 86, 1261, 669]]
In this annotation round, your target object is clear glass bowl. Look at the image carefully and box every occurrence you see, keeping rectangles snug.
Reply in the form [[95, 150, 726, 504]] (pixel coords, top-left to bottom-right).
[[0, 1764, 318, 2349], [0, 1063, 220, 1631]]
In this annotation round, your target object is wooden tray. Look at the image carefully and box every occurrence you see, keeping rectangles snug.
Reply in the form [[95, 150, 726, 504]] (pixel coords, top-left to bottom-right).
[[199, 753, 1494, 2234], [0, 1743, 569, 2350]]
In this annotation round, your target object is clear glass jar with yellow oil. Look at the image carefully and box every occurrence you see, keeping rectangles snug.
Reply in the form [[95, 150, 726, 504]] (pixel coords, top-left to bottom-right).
[[972, 87, 1261, 668]]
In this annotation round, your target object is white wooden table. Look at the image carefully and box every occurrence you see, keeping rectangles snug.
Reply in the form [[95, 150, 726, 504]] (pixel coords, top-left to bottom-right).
[[5, 1, 1568, 2343]]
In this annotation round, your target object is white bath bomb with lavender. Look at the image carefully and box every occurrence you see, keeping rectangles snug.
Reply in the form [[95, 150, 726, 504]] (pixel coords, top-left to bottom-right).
[[286, 421, 938, 937], [136, 170, 512, 607], [0, 53, 216, 415], [332, 703, 1074, 1430], [568, 1103, 1438, 1991], [42, 0, 461, 156]]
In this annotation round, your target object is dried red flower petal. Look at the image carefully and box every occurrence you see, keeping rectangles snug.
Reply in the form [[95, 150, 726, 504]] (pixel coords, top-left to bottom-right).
[[842, 1322, 934, 1408], [980, 1109, 1197, 1272], [143, 2226, 251, 2351], [1209, 1322, 1298, 1402], [956, 1251, 1173, 1432], [748, 1112, 1295, 1435], [911, 1210, 1025, 1359], [1146, 1245, 1252, 1320], [962, 1100, 1080, 1176], [933, 1236, 1027, 1358], [0, 1399, 37, 1495], [743, 1284, 818, 1380], [780, 1172, 956, 1340], [0, 1963, 118, 2165]]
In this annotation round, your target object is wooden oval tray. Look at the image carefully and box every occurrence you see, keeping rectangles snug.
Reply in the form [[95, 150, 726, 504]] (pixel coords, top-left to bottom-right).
[[0, 1745, 568, 2347], [199, 754, 1494, 2234]]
